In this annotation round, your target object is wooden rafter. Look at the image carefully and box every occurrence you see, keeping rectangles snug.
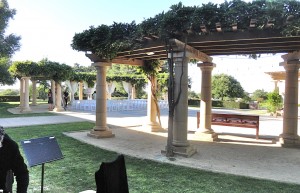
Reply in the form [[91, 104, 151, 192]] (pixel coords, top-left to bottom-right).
[[168, 39, 212, 62], [88, 31, 300, 65]]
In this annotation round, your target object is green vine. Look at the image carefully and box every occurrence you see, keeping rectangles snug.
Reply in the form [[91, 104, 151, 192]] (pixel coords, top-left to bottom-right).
[[71, 72, 96, 88], [9, 60, 39, 78], [9, 59, 73, 83], [71, 0, 300, 59]]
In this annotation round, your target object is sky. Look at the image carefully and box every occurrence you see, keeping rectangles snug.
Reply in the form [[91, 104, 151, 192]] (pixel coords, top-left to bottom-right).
[[4, 0, 286, 93]]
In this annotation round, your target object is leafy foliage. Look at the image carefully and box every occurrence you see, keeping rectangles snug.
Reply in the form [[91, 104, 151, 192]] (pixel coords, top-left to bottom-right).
[[0, 57, 15, 85], [251, 89, 269, 101], [0, 0, 20, 86], [71, 72, 96, 88], [0, 0, 21, 58], [72, 0, 300, 59], [107, 64, 146, 85], [36, 81, 48, 100], [73, 63, 96, 73], [0, 89, 18, 96], [138, 60, 161, 79], [9, 60, 39, 78], [9, 59, 73, 83], [212, 73, 245, 100], [266, 89, 283, 113], [72, 22, 140, 60]]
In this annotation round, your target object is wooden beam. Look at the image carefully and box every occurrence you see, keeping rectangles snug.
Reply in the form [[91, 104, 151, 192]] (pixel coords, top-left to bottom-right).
[[86, 53, 144, 66], [265, 71, 286, 80], [169, 39, 212, 62], [117, 46, 166, 58], [186, 30, 284, 43], [189, 36, 300, 47], [111, 58, 144, 66]]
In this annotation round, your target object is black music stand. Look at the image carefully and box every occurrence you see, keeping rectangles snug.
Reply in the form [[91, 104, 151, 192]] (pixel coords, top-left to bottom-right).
[[21, 136, 63, 193]]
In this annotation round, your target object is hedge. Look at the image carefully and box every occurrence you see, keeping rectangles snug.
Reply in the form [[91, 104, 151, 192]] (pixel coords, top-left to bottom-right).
[[0, 96, 20, 102], [188, 99, 249, 109]]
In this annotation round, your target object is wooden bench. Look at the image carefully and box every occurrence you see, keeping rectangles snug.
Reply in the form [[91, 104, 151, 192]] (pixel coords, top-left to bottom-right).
[[197, 112, 260, 139]]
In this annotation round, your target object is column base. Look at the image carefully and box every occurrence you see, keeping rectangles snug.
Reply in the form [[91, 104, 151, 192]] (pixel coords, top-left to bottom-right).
[[278, 134, 300, 148], [195, 130, 218, 142], [161, 145, 197, 158], [53, 107, 65, 112], [144, 121, 166, 132], [31, 103, 38, 106], [88, 129, 115, 139], [20, 107, 32, 113]]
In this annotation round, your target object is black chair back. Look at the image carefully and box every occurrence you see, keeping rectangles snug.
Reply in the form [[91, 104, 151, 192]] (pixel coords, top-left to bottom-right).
[[95, 155, 129, 193]]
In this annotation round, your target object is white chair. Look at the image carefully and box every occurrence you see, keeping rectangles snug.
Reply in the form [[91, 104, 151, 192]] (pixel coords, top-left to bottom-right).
[[91, 100, 96, 111], [79, 100, 85, 111], [84, 100, 92, 111]]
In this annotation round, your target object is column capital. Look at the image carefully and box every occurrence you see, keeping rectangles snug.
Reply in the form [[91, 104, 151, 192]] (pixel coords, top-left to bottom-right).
[[92, 62, 112, 68], [168, 52, 190, 59], [280, 60, 300, 71], [168, 52, 190, 64], [281, 51, 300, 62], [21, 76, 31, 80], [197, 62, 216, 69]]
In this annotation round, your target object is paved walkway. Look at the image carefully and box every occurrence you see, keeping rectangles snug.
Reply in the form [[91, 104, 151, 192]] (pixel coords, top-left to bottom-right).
[[2, 104, 300, 185]]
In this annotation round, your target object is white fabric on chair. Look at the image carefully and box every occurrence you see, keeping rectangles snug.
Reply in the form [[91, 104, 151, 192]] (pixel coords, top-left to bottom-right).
[[65, 80, 78, 105], [106, 82, 116, 100], [122, 81, 133, 100]]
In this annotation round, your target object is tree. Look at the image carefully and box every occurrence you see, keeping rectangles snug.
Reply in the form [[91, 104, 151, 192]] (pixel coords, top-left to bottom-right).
[[212, 73, 245, 100], [0, 88, 18, 96], [0, 0, 20, 86], [266, 89, 283, 115], [188, 90, 200, 99], [0, 57, 14, 85], [0, 0, 21, 58], [139, 59, 163, 125], [73, 63, 96, 73], [251, 89, 268, 101]]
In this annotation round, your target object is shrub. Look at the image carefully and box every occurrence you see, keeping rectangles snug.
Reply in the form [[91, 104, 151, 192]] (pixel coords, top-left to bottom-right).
[[266, 91, 283, 113], [0, 96, 20, 102]]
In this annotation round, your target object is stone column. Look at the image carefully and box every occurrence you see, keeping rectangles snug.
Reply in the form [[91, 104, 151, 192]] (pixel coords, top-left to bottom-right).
[[132, 85, 136, 99], [172, 54, 196, 157], [274, 80, 279, 91], [31, 79, 37, 106], [51, 80, 56, 107], [195, 62, 218, 141], [88, 62, 114, 138], [279, 51, 300, 147], [53, 82, 64, 112], [20, 77, 31, 112], [19, 78, 24, 108], [79, 81, 84, 100], [298, 80, 300, 104], [145, 77, 164, 132]]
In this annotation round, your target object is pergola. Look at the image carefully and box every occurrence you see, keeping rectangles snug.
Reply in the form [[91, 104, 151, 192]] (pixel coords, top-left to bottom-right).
[[265, 71, 300, 81], [265, 70, 300, 92], [85, 25, 300, 157]]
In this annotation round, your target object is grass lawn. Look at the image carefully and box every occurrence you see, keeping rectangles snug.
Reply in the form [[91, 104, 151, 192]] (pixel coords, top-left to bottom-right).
[[0, 102, 57, 118], [5, 122, 300, 193]]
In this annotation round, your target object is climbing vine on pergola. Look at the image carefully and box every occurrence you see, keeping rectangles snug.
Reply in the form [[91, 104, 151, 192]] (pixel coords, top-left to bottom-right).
[[8, 59, 170, 89], [71, 0, 300, 60], [9, 59, 73, 83]]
